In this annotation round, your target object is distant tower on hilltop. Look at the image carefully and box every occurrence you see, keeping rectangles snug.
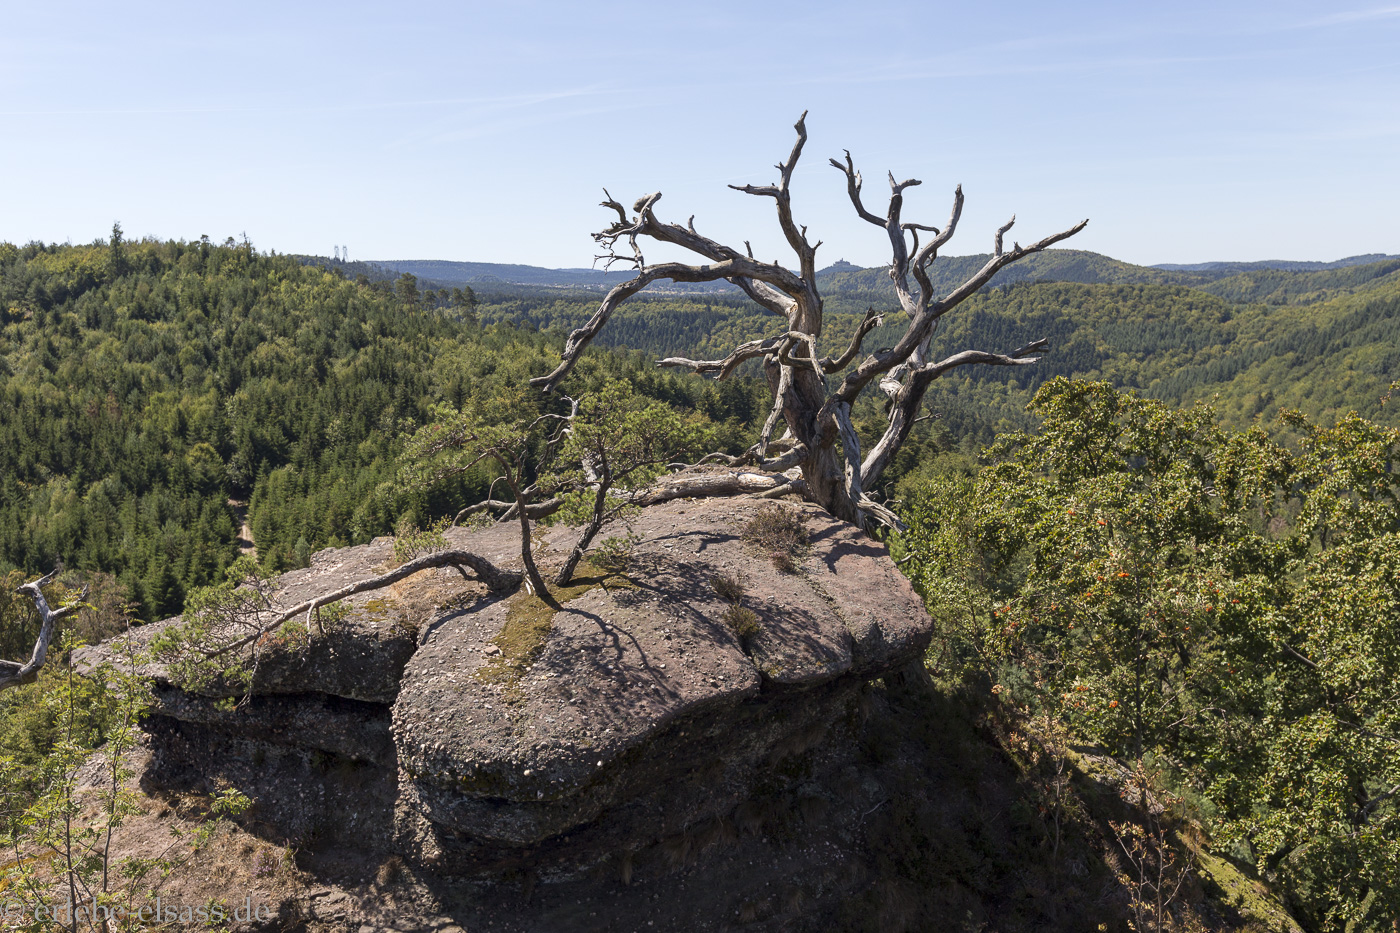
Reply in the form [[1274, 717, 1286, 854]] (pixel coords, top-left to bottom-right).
[[343, 246, 349, 263], [334, 245, 340, 262]]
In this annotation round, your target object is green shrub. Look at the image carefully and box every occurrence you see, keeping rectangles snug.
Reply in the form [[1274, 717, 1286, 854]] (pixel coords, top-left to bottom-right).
[[392, 516, 450, 566], [722, 605, 760, 641], [592, 533, 641, 573], [711, 573, 746, 602]]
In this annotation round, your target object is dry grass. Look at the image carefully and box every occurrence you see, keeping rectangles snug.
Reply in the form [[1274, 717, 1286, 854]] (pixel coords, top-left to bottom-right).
[[659, 832, 693, 868], [694, 816, 738, 852], [742, 506, 809, 573], [734, 800, 766, 837], [712, 572, 760, 642], [375, 855, 403, 887], [618, 851, 634, 886]]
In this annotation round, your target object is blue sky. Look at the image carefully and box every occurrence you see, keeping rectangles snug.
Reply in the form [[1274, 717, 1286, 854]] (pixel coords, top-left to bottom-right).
[[2, 1, 1397, 269]]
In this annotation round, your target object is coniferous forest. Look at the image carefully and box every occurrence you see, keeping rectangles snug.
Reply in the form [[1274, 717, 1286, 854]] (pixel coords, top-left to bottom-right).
[[0, 231, 766, 620], [1, 231, 1398, 929]]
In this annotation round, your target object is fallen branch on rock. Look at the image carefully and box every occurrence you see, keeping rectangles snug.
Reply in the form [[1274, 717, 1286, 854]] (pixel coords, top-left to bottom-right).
[[629, 470, 807, 508], [198, 549, 520, 665]]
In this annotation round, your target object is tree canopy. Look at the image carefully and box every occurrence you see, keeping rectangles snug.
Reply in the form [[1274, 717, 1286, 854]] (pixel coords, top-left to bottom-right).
[[900, 379, 1400, 930]]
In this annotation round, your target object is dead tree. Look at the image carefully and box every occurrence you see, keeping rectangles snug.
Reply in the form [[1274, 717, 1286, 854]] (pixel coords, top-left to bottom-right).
[[531, 113, 1087, 528], [2, 569, 88, 693]]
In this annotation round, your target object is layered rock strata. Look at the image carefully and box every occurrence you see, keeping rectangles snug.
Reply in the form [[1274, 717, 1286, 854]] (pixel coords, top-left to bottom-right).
[[75, 496, 934, 880]]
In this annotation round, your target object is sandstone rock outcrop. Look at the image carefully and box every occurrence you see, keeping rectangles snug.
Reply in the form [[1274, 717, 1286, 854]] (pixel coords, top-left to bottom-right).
[[76, 495, 934, 884]]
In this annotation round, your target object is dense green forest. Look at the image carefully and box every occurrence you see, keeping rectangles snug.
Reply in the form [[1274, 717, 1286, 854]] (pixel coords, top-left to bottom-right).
[[897, 380, 1400, 930], [5, 234, 1397, 619], [471, 256, 1400, 438], [3, 233, 1399, 929], [0, 233, 764, 620]]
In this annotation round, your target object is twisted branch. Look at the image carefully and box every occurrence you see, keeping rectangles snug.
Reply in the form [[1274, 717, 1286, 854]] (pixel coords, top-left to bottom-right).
[[657, 335, 785, 379], [200, 550, 520, 663], [2, 570, 89, 691], [820, 307, 884, 373], [859, 339, 1049, 490]]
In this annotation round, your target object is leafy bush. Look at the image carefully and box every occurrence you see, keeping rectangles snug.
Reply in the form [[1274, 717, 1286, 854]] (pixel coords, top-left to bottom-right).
[[392, 517, 450, 566], [591, 533, 640, 574], [899, 378, 1400, 931]]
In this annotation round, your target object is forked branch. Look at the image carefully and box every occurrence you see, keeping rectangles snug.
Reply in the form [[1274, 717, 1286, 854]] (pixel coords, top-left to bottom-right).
[[2, 570, 89, 692], [532, 114, 1087, 532], [658, 335, 786, 379], [821, 307, 885, 374], [200, 549, 520, 664], [859, 339, 1050, 491]]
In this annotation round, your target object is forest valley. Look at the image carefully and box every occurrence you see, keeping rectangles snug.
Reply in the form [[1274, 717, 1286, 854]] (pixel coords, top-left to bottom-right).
[[0, 200, 1398, 925]]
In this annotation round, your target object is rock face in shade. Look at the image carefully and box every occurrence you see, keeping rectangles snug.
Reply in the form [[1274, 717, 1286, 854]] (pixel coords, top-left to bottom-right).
[[76, 494, 934, 878]]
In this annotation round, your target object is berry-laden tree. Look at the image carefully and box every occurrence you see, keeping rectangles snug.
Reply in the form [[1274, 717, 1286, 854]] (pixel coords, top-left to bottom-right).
[[531, 113, 1087, 529]]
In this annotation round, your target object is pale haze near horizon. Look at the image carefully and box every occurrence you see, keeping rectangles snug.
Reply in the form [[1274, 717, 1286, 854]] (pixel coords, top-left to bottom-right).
[[2, 0, 1397, 270]]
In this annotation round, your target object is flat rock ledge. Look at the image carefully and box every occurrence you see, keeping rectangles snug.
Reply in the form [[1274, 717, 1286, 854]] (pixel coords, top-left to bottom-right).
[[76, 495, 933, 879]]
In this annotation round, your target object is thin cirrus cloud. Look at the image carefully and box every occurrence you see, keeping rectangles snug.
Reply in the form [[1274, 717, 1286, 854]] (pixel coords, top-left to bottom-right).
[[1305, 5, 1400, 25]]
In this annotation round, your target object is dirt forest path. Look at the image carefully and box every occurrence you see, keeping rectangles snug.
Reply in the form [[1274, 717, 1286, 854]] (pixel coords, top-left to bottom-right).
[[228, 499, 256, 559]]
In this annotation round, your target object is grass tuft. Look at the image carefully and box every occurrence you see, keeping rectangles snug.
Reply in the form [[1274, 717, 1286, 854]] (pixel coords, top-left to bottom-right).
[[722, 605, 760, 641], [743, 506, 809, 572]]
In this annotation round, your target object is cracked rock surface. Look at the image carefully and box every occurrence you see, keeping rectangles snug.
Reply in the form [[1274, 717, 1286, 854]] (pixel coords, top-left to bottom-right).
[[394, 499, 931, 854], [78, 496, 932, 879]]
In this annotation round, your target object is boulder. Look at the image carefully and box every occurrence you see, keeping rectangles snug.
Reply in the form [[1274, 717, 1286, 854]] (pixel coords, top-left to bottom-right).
[[70, 492, 1304, 932], [392, 498, 932, 865], [82, 493, 934, 880]]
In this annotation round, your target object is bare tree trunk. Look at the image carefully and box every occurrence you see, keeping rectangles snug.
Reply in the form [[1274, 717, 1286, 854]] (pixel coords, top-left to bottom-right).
[[489, 451, 558, 609], [1, 570, 86, 694], [554, 481, 610, 587], [513, 487, 558, 609], [800, 441, 858, 523]]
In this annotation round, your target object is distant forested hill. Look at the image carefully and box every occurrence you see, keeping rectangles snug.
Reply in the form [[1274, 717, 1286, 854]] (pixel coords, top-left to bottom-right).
[[358, 248, 1205, 303], [356, 248, 1400, 309], [300, 247, 1400, 436], [468, 258, 1400, 437], [0, 236, 763, 618], [1191, 258, 1400, 305], [1153, 253, 1400, 273], [370, 259, 639, 290]]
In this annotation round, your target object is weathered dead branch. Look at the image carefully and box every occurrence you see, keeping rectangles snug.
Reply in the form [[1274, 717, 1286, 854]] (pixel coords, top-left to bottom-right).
[[3, 570, 88, 692], [201, 550, 519, 663], [629, 470, 806, 508], [528, 114, 1085, 530]]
